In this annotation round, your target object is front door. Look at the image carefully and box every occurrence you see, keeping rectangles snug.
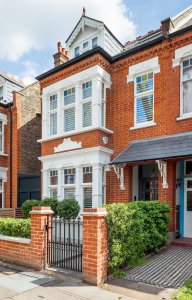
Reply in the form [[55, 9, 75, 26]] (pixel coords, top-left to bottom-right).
[[184, 178, 192, 238], [142, 177, 158, 200]]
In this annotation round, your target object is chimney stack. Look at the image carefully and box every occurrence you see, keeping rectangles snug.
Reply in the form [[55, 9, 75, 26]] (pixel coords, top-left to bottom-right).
[[161, 17, 171, 36], [53, 42, 69, 67]]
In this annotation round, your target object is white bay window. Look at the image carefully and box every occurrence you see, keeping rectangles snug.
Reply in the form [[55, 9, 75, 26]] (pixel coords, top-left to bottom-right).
[[82, 166, 92, 208], [63, 87, 75, 132], [49, 170, 58, 198], [82, 81, 92, 127], [64, 168, 76, 199]]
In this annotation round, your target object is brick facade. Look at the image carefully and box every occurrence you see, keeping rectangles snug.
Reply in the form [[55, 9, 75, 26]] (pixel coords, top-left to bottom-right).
[[0, 82, 41, 208], [38, 16, 192, 235]]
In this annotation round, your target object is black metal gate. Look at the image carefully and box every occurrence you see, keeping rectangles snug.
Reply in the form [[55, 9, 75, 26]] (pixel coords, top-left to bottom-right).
[[47, 217, 83, 272]]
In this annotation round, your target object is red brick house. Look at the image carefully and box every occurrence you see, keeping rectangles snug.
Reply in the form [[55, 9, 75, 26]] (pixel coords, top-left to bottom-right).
[[0, 76, 41, 209], [36, 6, 192, 239]]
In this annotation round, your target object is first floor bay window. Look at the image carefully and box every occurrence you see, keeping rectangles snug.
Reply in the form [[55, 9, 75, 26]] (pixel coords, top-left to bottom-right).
[[50, 112, 57, 135], [0, 179, 3, 208], [64, 168, 76, 199], [82, 166, 92, 208], [49, 170, 58, 198], [135, 72, 154, 126], [182, 58, 192, 115]]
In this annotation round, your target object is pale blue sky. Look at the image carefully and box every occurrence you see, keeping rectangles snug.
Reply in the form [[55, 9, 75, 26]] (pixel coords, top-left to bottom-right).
[[0, 0, 191, 84]]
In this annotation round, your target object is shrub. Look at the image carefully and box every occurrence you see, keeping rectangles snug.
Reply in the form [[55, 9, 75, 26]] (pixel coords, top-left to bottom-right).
[[0, 218, 31, 238], [172, 280, 192, 300], [40, 197, 58, 215], [57, 199, 80, 219], [21, 199, 40, 218], [105, 201, 170, 274]]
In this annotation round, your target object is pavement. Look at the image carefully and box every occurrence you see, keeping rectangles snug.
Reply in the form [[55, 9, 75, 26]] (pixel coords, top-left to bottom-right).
[[0, 262, 138, 300]]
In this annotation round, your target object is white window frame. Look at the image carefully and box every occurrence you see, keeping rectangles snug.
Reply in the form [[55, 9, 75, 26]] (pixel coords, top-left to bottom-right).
[[63, 167, 76, 200], [179, 56, 192, 119], [102, 167, 106, 205], [63, 86, 76, 133], [49, 94, 57, 136], [82, 41, 89, 53], [81, 81, 92, 128], [0, 113, 7, 155], [0, 120, 4, 154], [49, 169, 58, 198], [82, 165, 93, 209], [134, 71, 155, 128], [0, 85, 3, 101], [92, 36, 98, 49], [74, 46, 80, 58]]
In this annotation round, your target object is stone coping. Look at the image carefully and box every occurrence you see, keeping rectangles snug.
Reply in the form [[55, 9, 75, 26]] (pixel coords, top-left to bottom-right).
[[0, 234, 31, 244]]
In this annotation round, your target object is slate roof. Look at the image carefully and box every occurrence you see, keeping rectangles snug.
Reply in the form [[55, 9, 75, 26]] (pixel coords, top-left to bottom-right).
[[112, 132, 192, 164]]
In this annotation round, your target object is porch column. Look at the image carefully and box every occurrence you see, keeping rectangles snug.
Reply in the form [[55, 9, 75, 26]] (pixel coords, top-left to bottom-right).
[[42, 170, 49, 199], [57, 169, 63, 201], [158, 160, 176, 233]]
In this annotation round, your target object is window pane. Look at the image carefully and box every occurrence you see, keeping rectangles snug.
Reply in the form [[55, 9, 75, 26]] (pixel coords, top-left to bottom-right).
[[82, 81, 92, 99], [136, 94, 153, 124], [50, 170, 58, 185], [64, 88, 75, 105], [186, 161, 192, 175], [82, 102, 92, 127], [75, 47, 79, 57], [64, 107, 75, 132], [50, 113, 57, 135], [0, 121, 2, 133], [83, 187, 92, 208], [50, 94, 57, 110], [136, 72, 153, 94], [64, 168, 76, 184], [187, 191, 192, 211], [83, 41, 88, 49], [64, 188, 75, 199], [83, 166, 92, 183], [92, 37, 98, 48], [50, 188, 58, 198], [183, 80, 192, 114], [183, 65, 192, 81], [0, 179, 2, 191]]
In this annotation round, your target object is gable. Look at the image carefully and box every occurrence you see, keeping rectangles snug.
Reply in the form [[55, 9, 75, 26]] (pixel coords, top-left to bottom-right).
[[66, 16, 103, 48]]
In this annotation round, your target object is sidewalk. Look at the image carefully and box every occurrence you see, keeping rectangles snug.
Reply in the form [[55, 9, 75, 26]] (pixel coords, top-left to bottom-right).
[[0, 262, 138, 300]]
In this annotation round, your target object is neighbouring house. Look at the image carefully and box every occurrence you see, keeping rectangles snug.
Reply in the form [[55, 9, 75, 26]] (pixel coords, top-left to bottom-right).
[[0, 75, 41, 209], [36, 6, 192, 240]]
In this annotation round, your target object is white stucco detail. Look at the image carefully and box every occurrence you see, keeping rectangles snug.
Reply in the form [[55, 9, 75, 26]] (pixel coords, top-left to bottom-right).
[[172, 43, 192, 67], [0, 167, 8, 181], [127, 56, 160, 82], [54, 138, 82, 153], [0, 113, 7, 124]]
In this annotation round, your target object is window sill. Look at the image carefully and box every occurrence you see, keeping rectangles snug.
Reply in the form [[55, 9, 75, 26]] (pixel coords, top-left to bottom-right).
[[0, 153, 8, 157], [38, 126, 113, 143], [176, 114, 192, 121], [130, 122, 157, 130]]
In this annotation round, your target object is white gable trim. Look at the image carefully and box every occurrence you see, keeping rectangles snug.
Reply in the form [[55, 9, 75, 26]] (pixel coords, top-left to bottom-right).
[[127, 57, 160, 82], [67, 17, 104, 47], [172, 43, 192, 67]]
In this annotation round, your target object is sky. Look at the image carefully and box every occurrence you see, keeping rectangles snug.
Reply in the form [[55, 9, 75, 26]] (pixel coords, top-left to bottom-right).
[[0, 0, 191, 85]]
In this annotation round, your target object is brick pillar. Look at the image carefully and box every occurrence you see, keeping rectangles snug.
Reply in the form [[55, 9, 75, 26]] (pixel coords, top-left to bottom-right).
[[81, 208, 108, 285], [30, 206, 53, 270], [158, 161, 176, 233]]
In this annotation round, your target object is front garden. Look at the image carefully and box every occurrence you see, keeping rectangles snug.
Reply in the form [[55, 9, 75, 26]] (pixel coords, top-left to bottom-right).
[[105, 201, 170, 276]]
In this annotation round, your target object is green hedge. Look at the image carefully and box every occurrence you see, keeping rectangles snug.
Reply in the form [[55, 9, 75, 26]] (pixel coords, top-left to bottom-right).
[[21, 199, 40, 218], [105, 201, 170, 274], [0, 218, 31, 238], [172, 280, 192, 300]]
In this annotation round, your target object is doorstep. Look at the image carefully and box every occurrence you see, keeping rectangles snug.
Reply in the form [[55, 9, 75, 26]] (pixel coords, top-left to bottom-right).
[[171, 237, 192, 247]]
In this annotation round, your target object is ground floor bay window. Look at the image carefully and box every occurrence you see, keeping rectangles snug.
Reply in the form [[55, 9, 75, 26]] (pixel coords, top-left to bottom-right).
[[40, 146, 112, 212]]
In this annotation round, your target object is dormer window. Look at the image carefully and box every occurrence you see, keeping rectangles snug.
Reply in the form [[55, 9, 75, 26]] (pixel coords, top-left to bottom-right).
[[92, 37, 98, 49], [74, 46, 80, 58], [83, 41, 89, 51], [0, 86, 3, 101]]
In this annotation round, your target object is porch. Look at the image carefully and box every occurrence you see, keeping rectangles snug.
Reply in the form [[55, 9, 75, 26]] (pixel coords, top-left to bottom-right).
[[111, 132, 192, 239]]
